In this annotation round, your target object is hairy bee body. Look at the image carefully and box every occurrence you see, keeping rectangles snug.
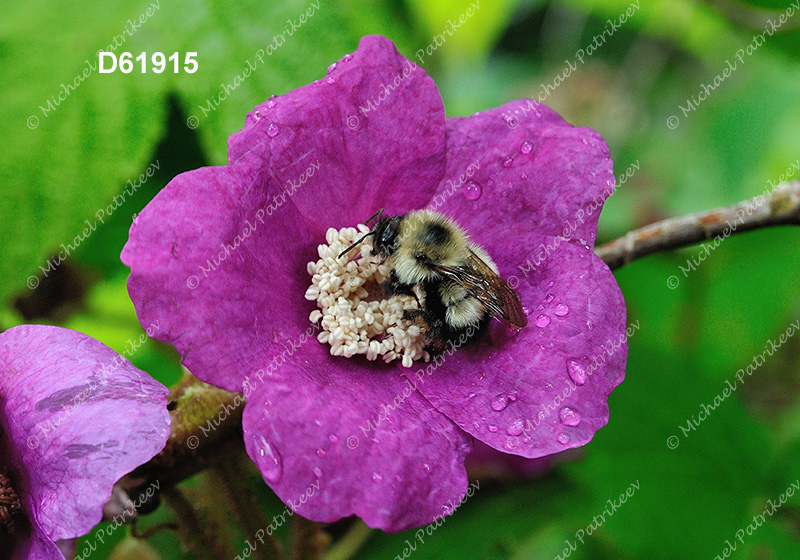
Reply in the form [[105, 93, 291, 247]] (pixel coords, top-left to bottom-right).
[[341, 209, 526, 354]]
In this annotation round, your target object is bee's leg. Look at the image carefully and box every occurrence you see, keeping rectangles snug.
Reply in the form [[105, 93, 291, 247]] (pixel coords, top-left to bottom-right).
[[381, 271, 421, 304], [403, 309, 424, 321]]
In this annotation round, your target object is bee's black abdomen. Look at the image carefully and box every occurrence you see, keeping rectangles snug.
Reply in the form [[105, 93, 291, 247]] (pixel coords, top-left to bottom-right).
[[420, 280, 488, 355]]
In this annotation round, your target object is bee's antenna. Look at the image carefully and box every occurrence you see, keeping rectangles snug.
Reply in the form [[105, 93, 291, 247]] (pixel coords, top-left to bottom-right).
[[365, 208, 384, 227], [338, 231, 375, 259], [337, 209, 386, 259]]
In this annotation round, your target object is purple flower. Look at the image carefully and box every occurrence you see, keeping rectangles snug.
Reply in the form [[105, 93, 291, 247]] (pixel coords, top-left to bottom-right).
[[121, 35, 626, 531], [0, 325, 170, 559]]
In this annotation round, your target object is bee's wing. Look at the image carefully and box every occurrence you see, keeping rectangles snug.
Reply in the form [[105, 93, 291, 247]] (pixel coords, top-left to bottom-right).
[[430, 250, 528, 328]]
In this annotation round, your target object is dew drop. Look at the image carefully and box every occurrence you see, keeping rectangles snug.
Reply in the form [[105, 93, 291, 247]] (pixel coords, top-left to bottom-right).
[[522, 306, 532, 316], [316, 448, 326, 457], [328, 434, 339, 443], [506, 419, 524, 436], [488, 424, 498, 433], [503, 157, 513, 168], [464, 182, 481, 200], [544, 293, 554, 302], [520, 173, 528, 180], [581, 137, 589, 145], [372, 472, 383, 482], [520, 141, 532, 154], [267, 123, 279, 137], [342, 53, 353, 62], [534, 314, 551, 328], [557, 433, 570, 444], [325, 76, 336, 84], [508, 392, 518, 402], [253, 437, 283, 482], [313, 467, 323, 478], [548, 281, 555, 288], [559, 407, 581, 426], [487, 179, 494, 187], [253, 110, 261, 122], [327, 62, 337, 74], [267, 95, 277, 109], [567, 359, 587, 386], [506, 181, 513, 189], [554, 304, 569, 317], [491, 395, 508, 411]]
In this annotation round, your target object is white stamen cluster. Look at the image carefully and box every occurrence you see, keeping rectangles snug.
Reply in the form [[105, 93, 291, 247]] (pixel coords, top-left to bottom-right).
[[305, 224, 429, 367]]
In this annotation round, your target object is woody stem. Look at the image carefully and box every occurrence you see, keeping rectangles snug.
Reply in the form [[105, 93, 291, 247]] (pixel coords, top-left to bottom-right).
[[595, 181, 800, 270]]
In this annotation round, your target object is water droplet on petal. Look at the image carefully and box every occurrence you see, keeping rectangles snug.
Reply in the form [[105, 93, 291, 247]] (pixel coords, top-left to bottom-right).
[[559, 407, 581, 426], [327, 62, 337, 74], [488, 424, 498, 433], [520, 141, 532, 154], [313, 467, 323, 477], [581, 137, 589, 145], [554, 303, 569, 317], [557, 433, 570, 444], [503, 157, 513, 168], [487, 179, 494, 187], [253, 437, 283, 482], [267, 94, 277, 108], [520, 173, 528, 180], [316, 448, 326, 457], [267, 123, 279, 137], [342, 53, 353, 62], [567, 360, 587, 386], [372, 472, 383, 482], [535, 314, 551, 328], [328, 434, 338, 443], [548, 281, 555, 287], [508, 392, 518, 402], [506, 419, 524, 436], [464, 182, 481, 200], [253, 110, 261, 121], [325, 76, 336, 84], [544, 293, 554, 302], [522, 306, 532, 316], [491, 395, 508, 411]]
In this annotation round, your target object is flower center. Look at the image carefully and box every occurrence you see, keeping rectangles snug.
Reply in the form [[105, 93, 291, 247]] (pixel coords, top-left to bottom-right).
[[305, 224, 428, 367], [0, 472, 24, 537]]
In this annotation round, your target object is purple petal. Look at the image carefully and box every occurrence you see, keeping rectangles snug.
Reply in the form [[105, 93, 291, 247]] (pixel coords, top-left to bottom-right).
[[413, 237, 627, 459], [465, 439, 576, 479], [9, 521, 64, 560], [0, 325, 170, 541], [122, 163, 318, 393], [228, 35, 446, 237], [242, 342, 471, 532], [428, 101, 615, 248]]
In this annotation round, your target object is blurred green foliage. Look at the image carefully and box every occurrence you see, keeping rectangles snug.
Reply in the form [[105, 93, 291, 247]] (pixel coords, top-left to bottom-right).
[[2, 0, 800, 558]]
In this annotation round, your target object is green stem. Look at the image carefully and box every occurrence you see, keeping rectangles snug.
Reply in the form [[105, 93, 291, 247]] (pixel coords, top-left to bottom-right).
[[211, 454, 283, 560], [162, 486, 233, 560], [320, 521, 372, 560]]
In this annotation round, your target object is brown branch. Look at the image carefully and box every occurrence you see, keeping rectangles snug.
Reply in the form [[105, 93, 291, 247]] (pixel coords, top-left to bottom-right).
[[596, 181, 800, 270]]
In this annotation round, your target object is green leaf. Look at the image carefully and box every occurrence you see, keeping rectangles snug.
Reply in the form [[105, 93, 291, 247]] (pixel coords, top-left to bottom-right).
[[0, 0, 403, 307]]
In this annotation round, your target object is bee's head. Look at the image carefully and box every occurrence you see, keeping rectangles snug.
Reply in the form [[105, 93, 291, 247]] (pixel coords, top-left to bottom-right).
[[371, 216, 403, 257], [337, 209, 401, 260]]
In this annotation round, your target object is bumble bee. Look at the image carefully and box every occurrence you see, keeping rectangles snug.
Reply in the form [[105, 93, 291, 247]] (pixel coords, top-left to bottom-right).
[[339, 209, 527, 354]]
